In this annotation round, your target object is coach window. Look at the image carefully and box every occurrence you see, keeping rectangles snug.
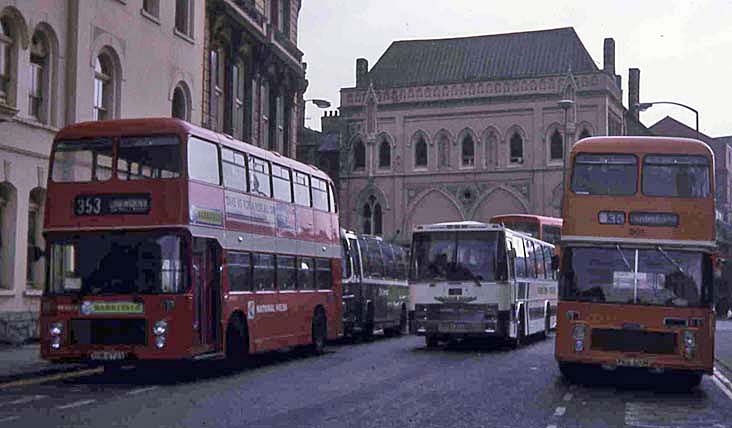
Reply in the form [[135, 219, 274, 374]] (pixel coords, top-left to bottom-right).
[[293, 171, 311, 207], [380, 242, 397, 279], [298, 257, 315, 290], [187, 137, 220, 184], [272, 163, 292, 202], [327, 183, 337, 213], [311, 177, 329, 211], [252, 253, 275, 291], [542, 246, 553, 280], [534, 243, 546, 279], [513, 237, 527, 278], [277, 255, 296, 290], [360, 236, 384, 278], [226, 252, 252, 292], [524, 239, 536, 278], [221, 147, 247, 191], [248, 155, 271, 197], [316, 258, 331, 290]]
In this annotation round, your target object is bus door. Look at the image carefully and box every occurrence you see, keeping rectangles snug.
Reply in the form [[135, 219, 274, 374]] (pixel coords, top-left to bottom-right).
[[192, 238, 221, 348]]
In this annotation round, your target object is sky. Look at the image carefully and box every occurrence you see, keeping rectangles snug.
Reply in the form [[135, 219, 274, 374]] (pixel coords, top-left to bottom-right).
[[299, 0, 732, 137]]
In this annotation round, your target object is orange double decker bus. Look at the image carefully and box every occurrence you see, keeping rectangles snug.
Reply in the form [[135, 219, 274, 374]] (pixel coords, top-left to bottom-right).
[[556, 136, 716, 388], [489, 214, 562, 246], [40, 118, 341, 366]]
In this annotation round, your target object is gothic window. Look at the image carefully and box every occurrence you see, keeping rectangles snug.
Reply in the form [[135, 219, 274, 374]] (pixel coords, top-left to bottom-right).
[[485, 131, 497, 168], [437, 134, 450, 169], [93, 53, 114, 120], [171, 83, 189, 121], [550, 129, 563, 161], [0, 16, 14, 106], [579, 128, 592, 139], [353, 139, 365, 170], [29, 31, 49, 122], [461, 134, 475, 167], [510, 132, 524, 164], [414, 137, 427, 168], [378, 139, 391, 169], [362, 195, 383, 236]]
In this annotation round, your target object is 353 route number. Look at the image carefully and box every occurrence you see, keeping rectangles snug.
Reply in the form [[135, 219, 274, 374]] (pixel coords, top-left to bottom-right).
[[75, 196, 102, 216]]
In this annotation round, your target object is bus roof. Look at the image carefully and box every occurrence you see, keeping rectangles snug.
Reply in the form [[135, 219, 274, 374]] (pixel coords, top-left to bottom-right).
[[571, 136, 714, 157], [54, 117, 331, 181], [413, 221, 554, 246], [489, 214, 562, 225]]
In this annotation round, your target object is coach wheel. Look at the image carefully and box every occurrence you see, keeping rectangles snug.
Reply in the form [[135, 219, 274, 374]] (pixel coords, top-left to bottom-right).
[[514, 307, 527, 347], [425, 335, 439, 348], [225, 315, 248, 367], [543, 306, 551, 339], [310, 308, 327, 355], [361, 303, 375, 341], [398, 305, 408, 336]]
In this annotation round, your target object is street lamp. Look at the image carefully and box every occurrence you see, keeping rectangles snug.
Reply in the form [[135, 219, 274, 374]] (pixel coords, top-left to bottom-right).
[[304, 98, 331, 108], [558, 99, 575, 217], [635, 101, 699, 140]]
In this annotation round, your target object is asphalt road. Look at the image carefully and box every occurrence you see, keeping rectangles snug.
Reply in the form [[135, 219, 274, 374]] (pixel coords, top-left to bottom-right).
[[1, 330, 732, 428]]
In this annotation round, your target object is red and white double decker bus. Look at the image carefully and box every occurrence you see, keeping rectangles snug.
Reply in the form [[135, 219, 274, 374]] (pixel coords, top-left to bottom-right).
[[40, 118, 341, 366], [489, 214, 563, 247], [556, 136, 716, 388]]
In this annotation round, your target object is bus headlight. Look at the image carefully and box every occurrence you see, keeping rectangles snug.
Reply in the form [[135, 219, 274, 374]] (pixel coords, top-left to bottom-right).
[[153, 320, 168, 336], [50, 322, 63, 337], [155, 335, 166, 349], [51, 336, 62, 350], [683, 330, 696, 358], [572, 324, 587, 352]]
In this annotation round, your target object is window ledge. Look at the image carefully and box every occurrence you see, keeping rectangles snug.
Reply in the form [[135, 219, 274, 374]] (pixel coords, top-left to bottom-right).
[[173, 28, 195, 45], [23, 289, 43, 297], [0, 290, 15, 297], [0, 102, 19, 121], [140, 9, 161, 25], [13, 116, 60, 133]]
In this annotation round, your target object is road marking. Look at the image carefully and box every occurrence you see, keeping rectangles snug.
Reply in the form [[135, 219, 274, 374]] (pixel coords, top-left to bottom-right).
[[546, 425, 557, 428], [0, 395, 46, 407], [713, 368, 732, 401], [0, 367, 103, 390], [625, 400, 720, 428], [562, 393, 573, 402], [554, 406, 566, 417], [56, 399, 96, 410], [0, 416, 19, 423], [126, 386, 158, 396]]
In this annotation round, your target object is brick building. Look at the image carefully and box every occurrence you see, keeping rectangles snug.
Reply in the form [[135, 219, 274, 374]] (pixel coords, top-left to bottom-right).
[[335, 27, 640, 244]]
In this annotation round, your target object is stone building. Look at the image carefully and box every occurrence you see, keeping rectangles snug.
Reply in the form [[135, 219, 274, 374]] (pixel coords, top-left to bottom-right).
[[0, 0, 205, 342], [203, 0, 306, 157], [336, 27, 638, 244]]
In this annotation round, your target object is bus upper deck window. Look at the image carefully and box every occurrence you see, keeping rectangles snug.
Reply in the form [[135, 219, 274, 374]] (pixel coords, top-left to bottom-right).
[[118, 135, 181, 180], [571, 153, 637, 196], [52, 138, 113, 183]]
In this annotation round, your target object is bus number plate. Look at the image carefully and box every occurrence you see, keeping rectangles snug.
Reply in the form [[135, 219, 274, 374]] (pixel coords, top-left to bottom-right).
[[439, 323, 469, 333], [90, 351, 127, 361], [616, 357, 650, 368]]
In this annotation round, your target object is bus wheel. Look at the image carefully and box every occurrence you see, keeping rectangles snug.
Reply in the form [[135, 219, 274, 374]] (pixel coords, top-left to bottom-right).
[[310, 309, 327, 355], [225, 315, 248, 367], [425, 335, 439, 348], [361, 303, 375, 341], [514, 308, 526, 347], [558, 362, 578, 383], [398, 305, 408, 336], [542, 308, 551, 339]]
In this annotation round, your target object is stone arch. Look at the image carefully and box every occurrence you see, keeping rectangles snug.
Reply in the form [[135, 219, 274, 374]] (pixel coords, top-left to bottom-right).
[[577, 121, 595, 140], [0, 6, 29, 49], [356, 184, 389, 235], [170, 80, 192, 121], [457, 127, 477, 168], [469, 185, 529, 222], [348, 133, 366, 171], [434, 128, 453, 169], [0, 182, 17, 289], [481, 126, 501, 168], [30, 22, 60, 126], [545, 122, 564, 163], [405, 187, 463, 234], [506, 125, 528, 166], [91, 43, 123, 119], [411, 130, 430, 169], [27, 187, 45, 288]]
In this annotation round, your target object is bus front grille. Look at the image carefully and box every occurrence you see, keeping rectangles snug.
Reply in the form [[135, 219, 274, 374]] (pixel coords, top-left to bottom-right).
[[415, 304, 497, 322], [70, 319, 147, 346], [590, 328, 677, 354]]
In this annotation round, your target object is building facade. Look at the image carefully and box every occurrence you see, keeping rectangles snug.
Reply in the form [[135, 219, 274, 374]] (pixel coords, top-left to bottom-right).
[[0, 0, 205, 342], [336, 28, 636, 245], [203, 0, 306, 157]]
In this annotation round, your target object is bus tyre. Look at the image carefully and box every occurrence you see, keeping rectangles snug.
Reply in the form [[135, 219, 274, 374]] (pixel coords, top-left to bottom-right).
[[310, 309, 327, 355], [425, 335, 439, 348], [225, 316, 248, 367], [361, 303, 375, 341], [398, 305, 408, 336], [542, 307, 551, 339], [514, 308, 526, 347]]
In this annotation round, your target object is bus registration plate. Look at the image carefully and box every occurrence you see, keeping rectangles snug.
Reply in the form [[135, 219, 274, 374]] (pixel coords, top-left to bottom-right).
[[439, 323, 470, 333], [616, 357, 650, 368], [90, 351, 127, 361]]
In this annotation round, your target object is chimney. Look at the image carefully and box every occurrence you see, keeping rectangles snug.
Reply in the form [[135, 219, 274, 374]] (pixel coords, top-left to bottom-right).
[[356, 58, 368, 88], [322, 110, 341, 134], [615, 75, 622, 90], [628, 68, 640, 120], [603, 38, 615, 76]]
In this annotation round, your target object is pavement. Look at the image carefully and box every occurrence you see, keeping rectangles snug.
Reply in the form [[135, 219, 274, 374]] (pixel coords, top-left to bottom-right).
[[0, 344, 82, 385], [715, 318, 732, 373]]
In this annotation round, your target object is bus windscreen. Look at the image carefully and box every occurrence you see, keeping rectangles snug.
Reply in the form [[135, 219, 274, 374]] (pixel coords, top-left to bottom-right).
[[411, 231, 498, 282]]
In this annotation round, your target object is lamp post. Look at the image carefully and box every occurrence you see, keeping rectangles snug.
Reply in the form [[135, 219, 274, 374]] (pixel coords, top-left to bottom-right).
[[558, 99, 575, 217], [635, 101, 699, 140], [304, 98, 331, 108]]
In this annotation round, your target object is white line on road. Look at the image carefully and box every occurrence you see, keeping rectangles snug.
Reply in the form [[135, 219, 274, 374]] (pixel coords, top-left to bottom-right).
[[562, 393, 573, 402], [126, 386, 159, 396], [554, 406, 566, 417], [0, 416, 19, 423], [546, 425, 557, 428], [0, 395, 46, 407], [713, 368, 732, 401], [56, 399, 97, 410]]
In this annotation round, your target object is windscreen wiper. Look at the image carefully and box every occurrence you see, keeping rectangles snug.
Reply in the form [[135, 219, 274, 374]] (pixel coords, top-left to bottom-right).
[[656, 246, 684, 273], [616, 244, 631, 270]]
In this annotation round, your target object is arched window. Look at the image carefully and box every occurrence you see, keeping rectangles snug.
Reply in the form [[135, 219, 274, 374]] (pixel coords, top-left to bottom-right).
[[414, 137, 427, 168], [579, 128, 592, 139], [353, 139, 365, 170], [0, 16, 15, 106], [0, 182, 16, 289], [510, 132, 523, 164], [93, 53, 114, 120], [461, 134, 475, 167], [171, 84, 188, 121], [550, 129, 563, 161], [378, 139, 391, 168], [27, 188, 45, 288], [362, 195, 383, 236], [29, 31, 50, 121], [437, 134, 450, 169], [485, 130, 498, 168]]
